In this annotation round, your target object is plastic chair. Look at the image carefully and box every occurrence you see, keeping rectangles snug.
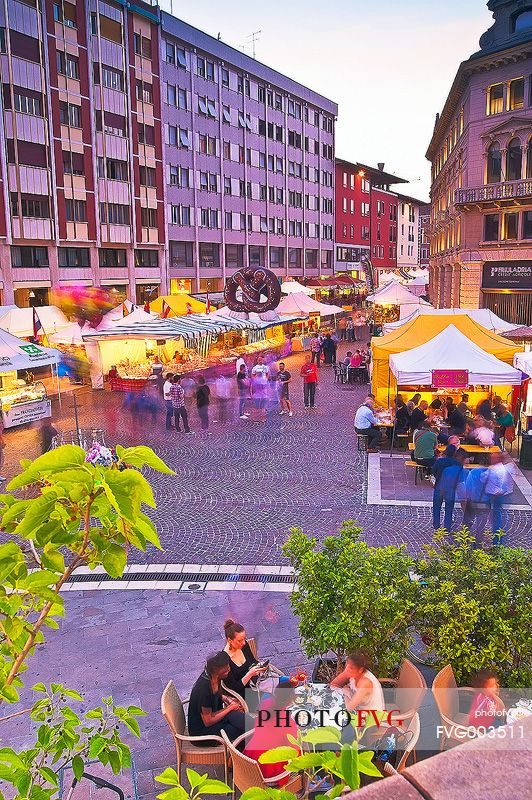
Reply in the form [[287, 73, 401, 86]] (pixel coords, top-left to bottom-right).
[[221, 729, 303, 795], [379, 659, 427, 723], [161, 680, 229, 784]]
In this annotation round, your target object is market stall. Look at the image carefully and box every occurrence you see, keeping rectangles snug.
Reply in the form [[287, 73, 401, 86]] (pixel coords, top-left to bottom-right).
[[367, 278, 431, 325], [514, 351, 532, 415], [280, 280, 314, 295], [0, 329, 60, 427], [382, 307, 518, 335], [371, 314, 522, 406], [150, 294, 206, 316], [0, 305, 71, 339], [81, 314, 261, 389], [210, 307, 306, 360]]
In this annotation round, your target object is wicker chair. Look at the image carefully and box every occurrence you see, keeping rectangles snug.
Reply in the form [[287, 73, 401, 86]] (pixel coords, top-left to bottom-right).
[[221, 681, 250, 714], [378, 659, 427, 723], [161, 680, 229, 784], [221, 730, 303, 795], [396, 712, 420, 771]]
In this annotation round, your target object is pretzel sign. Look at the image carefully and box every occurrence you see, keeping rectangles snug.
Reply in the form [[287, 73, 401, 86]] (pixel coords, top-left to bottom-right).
[[224, 267, 281, 313]]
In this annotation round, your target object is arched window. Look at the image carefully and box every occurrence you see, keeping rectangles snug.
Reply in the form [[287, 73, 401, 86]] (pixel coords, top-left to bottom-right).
[[507, 138, 522, 181], [527, 140, 532, 178], [487, 142, 502, 183], [514, 9, 532, 33]]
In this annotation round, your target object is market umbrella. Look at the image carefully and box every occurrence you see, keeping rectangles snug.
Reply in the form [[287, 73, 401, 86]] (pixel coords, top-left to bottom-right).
[[280, 280, 314, 295], [275, 292, 344, 316], [504, 326, 532, 342]]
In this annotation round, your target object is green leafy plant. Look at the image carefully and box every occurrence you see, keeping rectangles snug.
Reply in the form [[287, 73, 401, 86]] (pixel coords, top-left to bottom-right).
[[155, 767, 232, 800], [0, 443, 173, 800], [415, 527, 532, 686], [283, 521, 420, 677]]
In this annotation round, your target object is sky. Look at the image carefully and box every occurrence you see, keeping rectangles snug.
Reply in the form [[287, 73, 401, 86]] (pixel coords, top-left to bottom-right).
[[159, 0, 494, 200]]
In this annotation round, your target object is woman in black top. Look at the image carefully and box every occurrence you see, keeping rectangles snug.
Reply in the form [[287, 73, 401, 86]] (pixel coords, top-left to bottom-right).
[[223, 619, 268, 709], [195, 376, 211, 433], [393, 395, 410, 434], [187, 652, 245, 745]]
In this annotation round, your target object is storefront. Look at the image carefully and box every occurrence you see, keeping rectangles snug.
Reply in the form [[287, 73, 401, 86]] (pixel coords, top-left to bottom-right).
[[481, 261, 532, 326], [135, 281, 160, 306], [13, 285, 50, 308]]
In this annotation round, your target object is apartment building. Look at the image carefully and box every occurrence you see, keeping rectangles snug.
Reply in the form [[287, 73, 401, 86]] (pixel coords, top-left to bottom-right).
[[0, 1, 337, 305], [396, 193, 421, 273]]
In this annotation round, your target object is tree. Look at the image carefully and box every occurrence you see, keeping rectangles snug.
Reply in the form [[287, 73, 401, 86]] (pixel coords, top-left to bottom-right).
[[0, 443, 173, 800], [282, 521, 420, 677], [414, 527, 532, 686]]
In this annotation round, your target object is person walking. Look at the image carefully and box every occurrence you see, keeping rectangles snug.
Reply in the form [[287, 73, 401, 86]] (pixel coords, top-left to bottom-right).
[[163, 372, 174, 430], [338, 316, 348, 341], [214, 373, 233, 424], [309, 333, 322, 366], [432, 447, 466, 531], [276, 361, 292, 416], [321, 333, 337, 365], [300, 354, 318, 409], [463, 456, 491, 546], [237, 364, 250, 419], [251, 355, 270, 418], [346, 318, 355, 342], [195, 375, 211, 434], [170, 375, 192, 434], [485, 452, 515, 543]]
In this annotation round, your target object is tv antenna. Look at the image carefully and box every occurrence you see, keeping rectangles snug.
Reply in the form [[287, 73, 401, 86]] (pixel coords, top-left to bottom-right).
[[246, 29, 261, 59]]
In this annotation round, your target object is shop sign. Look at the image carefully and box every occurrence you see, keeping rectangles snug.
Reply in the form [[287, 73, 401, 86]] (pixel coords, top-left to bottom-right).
[[2, 399, 51, 428], [482, 262, 532, 290], [432, 370, 469, 388]]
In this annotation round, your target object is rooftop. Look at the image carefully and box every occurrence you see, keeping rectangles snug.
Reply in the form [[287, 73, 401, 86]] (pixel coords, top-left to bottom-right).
[[336, 157, 409, 186]]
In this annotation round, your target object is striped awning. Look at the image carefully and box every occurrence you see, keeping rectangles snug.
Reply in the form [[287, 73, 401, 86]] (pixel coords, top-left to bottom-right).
[[82, 314, 260, 343]]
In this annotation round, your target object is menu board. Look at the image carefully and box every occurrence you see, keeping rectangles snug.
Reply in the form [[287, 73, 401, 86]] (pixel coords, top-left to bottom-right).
[[432, 369, 469, 388]]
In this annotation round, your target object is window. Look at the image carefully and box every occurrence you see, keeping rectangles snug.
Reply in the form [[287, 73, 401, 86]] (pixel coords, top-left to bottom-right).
[[0, 27, 5, 54], [133, 33, 152, 58], [197, 56, 205, 77], [198, 134, 216, 155], [221, 68, 229, 87], [523, 211, 532, 239], [199, 208, 218, 228], [136, 80, 153, 103], [270, 247, 284, 269], [503, 212, 519, 240], [99, 249, 127, 267], [514, 9, 532, 32], [101, 66, 124, 92], [507, 138, 522, 180], [167, 83, 176, 105], [361, 202, 370, 216], [139, 166, 156, 187], [362, 178, 370, 193], [63, 151, 84, 175], [222, 105, 231, 123], [484, 214, 499, 241], [169, 165, 189, 187], [11, 194, 50, 218], [487, 83, 504, 115], [13, 90, 42, 116], [509, 77, 525, 110], [178, 88, 188, 109], [57, 52, 79, 80], [361, 226, 370, 240], [199, 242, 220, 268], [140, 207, 157, 228], [170, 205, 191, 225], [288, 248, 301, 268], [100, 202, 130, 225], [168, 126, 190, 148], [103, 158, 128, 181], [249, 245, 265, 266], [59, 102, 81, 128], [58, 247, 89, 267], [225, 244, 244, 270], [487, 142, 502, 183], [65, 198, 86, 222], [11, 246, 48, 268], [135, 250, 158, 267]]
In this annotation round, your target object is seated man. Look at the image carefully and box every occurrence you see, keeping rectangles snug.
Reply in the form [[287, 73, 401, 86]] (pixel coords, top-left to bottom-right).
[[354, 398, 382, 452], [409, 400, 428, 432], [412, 421, 438, 468], [187, 652, 245, 745]]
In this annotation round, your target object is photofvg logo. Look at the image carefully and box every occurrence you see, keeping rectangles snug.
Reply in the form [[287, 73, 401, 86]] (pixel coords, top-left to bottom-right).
[[19, 344, 44, 359]]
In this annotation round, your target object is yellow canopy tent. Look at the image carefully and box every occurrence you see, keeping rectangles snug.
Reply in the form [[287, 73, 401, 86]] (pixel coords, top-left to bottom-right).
[[150, 294, 206, 316], [371, 314, 522, 406]]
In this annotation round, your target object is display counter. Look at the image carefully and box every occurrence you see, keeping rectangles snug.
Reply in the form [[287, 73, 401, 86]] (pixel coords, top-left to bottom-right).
[[0, 379, 51, 428]]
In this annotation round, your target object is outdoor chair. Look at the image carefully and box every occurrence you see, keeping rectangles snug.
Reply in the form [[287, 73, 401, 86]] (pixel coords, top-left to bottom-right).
[[378, 658, 427, 722], [432, 664, 502, 749], [161, 680, 229, 784], [221, 730, 304, 795], [221, 681, 250, 714], [247, 637, 284, 678], [396, 711, 420, 771]]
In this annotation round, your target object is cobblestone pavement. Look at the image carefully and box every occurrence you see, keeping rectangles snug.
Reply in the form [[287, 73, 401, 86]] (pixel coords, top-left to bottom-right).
[[3, 339, 531, 564]]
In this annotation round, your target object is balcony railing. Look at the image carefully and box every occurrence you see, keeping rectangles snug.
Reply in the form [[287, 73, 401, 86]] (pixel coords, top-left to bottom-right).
[[455, 179, 532, 206]]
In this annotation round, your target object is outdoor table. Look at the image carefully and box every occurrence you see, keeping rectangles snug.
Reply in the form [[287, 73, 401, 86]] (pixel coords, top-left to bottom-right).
[[288, 682, 347, 731], [408, 443, 500, 453]]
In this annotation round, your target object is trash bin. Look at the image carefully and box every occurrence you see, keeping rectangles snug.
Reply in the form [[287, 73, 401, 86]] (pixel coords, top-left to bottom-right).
[[519, 433, 532, 469]]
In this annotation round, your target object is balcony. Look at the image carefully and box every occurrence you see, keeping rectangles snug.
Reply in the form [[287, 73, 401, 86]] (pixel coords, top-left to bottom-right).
[[455, 179, 532, 209]]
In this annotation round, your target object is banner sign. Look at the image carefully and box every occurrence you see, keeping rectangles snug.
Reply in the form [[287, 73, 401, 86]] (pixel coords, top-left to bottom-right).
[[482, 262, 532, 290], [432, 369, 469, 388], [2, 399, 51, 428]]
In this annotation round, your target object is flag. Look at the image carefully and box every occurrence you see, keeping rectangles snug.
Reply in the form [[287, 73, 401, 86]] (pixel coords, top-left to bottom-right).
[[144, 300, 150, 313], [32, 307, 41, 339], [186, 302, 193, 315], [205, 290, 212, 314], [122, 302, 130, 317], [162, 300, 171, 319]]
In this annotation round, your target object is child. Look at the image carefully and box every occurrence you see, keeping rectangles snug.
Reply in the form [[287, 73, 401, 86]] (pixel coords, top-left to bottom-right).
[[468, 669, 505, 730]]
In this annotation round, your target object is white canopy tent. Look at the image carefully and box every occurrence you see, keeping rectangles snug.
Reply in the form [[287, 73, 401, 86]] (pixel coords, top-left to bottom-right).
[[367, 279, 430, 306], [0, 306, 70, 338], [0, 328, 62, 407], [210, 306, 305, 329], [389, 325, 523, 386], [275, 291, 344, 317], [280, 280, 314, 295], [514, 351, 532, 414], [48, 323, 85, 346], [382, 307, 517, 335]]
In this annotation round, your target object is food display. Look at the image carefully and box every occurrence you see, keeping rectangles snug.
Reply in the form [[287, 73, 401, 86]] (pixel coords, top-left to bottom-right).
[[0, 379, 51, 428]]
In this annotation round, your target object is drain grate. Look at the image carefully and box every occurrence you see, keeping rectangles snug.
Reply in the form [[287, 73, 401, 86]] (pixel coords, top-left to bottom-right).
[[69, 571, 294, 585]]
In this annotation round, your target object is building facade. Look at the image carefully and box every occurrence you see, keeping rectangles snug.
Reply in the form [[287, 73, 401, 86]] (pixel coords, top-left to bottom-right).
[[427, 0, 532, 324], [0, 0, 337, 306], [334, 159, 407, 283], [396, 193, 421, 273], [418, 203, 430, 269]]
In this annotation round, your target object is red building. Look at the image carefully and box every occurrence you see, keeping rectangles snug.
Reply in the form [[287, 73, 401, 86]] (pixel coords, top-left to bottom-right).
[[335, 159, 407, 285]]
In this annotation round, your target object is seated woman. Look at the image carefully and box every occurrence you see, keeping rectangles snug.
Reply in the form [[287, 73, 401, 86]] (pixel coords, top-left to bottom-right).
[[223, 619, 268, 708], [495, 403, 514, 438], [244, 678, 300, 785], [330, 650, 385, 712], [468, 669, 505, 730], [188, 652, 245, 745], [471, 415, 496, 447], [412, 421, 438, 468]]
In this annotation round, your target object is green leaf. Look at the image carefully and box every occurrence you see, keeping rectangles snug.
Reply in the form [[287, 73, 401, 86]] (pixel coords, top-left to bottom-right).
[[88, 736, 107, 759], [186, 769, 207, 790], [118, 446, 175, 474], [31, 683, 48, 694], [197, 780, 232, 794], [107, 749, 121, 775], [278, 752, 335, 770], [41, 545, 65, 573], [340, 744, 359, 791], [14, 493, 59, 539], [258, 746, 300, 764], [38, 767, 59, 788], [63, 688, 84, 701], [21, 570, 59, 591], [122, 716, 141, 738], [101, 544, 127, 579], [357, 751, 382, 779], [72, 756, 84, 781], [133, 513, 162, 550], [155, 769, 181, 786], [156, 789, 191, 800], [301, 726, 340, 745], [85, 708, 103, 719]]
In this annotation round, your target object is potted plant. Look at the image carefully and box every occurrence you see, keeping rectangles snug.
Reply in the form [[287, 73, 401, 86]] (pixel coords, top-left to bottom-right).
[[282, 521, 421, 681], [414, 528, 532, 686]]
